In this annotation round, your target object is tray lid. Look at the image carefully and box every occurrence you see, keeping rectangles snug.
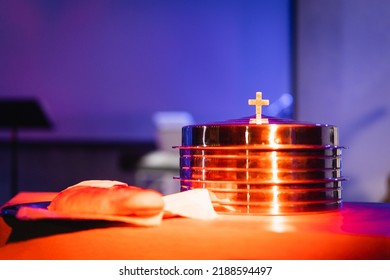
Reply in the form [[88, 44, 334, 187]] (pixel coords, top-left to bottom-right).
[[180, 92, 340, 148]]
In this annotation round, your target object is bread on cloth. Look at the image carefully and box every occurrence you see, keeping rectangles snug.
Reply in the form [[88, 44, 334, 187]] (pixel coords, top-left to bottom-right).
[[14, 180, 216, 227], [48, 180, 164, 217]]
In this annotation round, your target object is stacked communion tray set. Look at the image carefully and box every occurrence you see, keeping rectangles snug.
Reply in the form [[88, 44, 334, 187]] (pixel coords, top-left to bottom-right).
[[175, 92, 346, 215]]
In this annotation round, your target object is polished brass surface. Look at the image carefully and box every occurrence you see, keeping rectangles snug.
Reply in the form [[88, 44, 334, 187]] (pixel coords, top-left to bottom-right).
[[180, 168, 342, 181], [177, 178, 344, 190], [209, 188, 342, 203], [181, 119, 339, 147], [180, 155, 342, 169], [179, 147, 343, 156], [177, 115, 345, 214], [211, 200, 342, 214]]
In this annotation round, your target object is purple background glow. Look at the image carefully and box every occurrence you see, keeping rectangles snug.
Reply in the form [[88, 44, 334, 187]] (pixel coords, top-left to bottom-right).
[[0, 0, 292, 141]]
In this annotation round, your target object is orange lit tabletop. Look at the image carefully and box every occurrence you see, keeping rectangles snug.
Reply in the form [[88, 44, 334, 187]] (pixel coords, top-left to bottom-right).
[[0, 192, 389, 260]]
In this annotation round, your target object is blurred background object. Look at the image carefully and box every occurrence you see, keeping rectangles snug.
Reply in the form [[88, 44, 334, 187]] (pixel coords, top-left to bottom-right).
[[383, 174, 390, 203], [0, 99, 51, 197], [135, 111, 194, 195]]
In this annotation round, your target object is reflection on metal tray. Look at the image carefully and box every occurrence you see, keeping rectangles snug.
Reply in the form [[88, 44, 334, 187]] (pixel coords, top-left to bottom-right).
[[176, 92, 347, 215], [181, 155, 342, 169]]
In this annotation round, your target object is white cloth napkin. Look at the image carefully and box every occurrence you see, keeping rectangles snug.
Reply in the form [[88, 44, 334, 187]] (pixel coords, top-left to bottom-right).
[[163, 189, 219, 220]]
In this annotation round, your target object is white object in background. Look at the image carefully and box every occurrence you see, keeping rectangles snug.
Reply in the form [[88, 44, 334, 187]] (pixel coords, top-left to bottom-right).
[[153, 111, 194, 152], [136, 111, 194, 195]]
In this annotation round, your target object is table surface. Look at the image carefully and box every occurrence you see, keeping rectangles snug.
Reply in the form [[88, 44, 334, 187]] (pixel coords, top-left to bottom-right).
[[0, 192, 389, 260]]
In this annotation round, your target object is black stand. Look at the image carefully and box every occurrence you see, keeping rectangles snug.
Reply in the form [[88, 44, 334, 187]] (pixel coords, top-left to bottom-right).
[[10, 128, 19, 198], [0, 99, 51, 197]]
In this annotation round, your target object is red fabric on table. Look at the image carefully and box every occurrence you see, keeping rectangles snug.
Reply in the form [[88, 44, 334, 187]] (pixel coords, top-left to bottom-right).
[[1, 192, 390, 260]]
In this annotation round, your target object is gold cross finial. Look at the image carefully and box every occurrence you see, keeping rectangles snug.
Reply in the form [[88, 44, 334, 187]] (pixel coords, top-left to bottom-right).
[[248, 91, 269, 124]]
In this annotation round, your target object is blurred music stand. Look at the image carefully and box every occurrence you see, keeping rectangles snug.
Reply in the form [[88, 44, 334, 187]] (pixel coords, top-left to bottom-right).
[[0, 99, 51, 197]]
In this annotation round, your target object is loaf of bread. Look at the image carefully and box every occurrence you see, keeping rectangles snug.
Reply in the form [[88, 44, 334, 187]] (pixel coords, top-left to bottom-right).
[[48, 180, 164, 217]]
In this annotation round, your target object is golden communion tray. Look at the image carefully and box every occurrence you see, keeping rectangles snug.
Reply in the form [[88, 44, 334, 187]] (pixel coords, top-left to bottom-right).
[[175, 92, 346, 215]]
